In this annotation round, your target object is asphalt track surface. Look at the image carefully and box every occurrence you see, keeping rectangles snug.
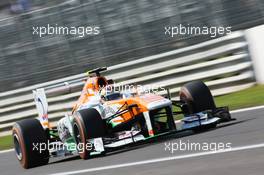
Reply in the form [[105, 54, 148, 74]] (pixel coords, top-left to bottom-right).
[[1, 107, 264, 175]]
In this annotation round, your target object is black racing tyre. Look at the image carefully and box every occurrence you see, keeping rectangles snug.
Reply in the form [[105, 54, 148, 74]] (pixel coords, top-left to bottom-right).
[[73, 108, 105, 159], [179, 81, 216, 114], [12, 119, 49, 169]]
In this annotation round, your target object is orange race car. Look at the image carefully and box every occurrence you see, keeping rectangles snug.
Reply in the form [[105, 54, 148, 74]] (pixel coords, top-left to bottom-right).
[[12, 67, 233, 168]]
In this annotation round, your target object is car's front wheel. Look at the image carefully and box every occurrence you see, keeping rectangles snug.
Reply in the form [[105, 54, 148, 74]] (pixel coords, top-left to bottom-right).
[[179, 80, 216, 114], [73, 108, 106, 159], [180, 81, 218, 131]]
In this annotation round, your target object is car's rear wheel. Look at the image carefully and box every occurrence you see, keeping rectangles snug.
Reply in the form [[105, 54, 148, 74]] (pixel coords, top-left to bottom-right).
[[73, 108, 105, 159], [179, 80, 216, 114], [12, 119, 49, 169]]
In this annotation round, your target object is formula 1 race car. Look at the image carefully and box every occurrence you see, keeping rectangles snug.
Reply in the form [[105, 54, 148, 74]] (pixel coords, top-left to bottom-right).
[[12, 67, 233, 168]]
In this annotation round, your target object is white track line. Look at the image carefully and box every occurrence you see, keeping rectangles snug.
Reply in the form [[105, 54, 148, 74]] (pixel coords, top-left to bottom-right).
[[50, 143, 264, 175], [1, 105, 264, 154], [0, 149, 13, 154], [230, 105, 264, 114]]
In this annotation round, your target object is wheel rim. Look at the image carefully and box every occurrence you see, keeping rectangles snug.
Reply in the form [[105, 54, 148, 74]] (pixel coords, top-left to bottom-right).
[[13, 134, 22, 161]]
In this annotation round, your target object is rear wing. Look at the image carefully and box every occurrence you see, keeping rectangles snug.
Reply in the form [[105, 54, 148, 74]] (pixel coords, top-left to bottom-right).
[[32, 80, 84, 129], [33, 88, 49, 129]]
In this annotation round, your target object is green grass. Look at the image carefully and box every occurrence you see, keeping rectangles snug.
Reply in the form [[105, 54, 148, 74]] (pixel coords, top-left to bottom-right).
[[0, 85, 264, 151], [0, 135, 13, 151], [215, 85, 264, 110]]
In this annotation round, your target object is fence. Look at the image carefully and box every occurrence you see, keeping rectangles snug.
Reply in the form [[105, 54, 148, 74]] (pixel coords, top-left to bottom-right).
[[0, 31, 255, 136], [0, 0, 263, 92]]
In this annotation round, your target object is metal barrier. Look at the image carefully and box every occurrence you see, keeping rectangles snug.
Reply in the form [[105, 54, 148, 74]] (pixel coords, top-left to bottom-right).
[[0, 31, 255, 136]]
